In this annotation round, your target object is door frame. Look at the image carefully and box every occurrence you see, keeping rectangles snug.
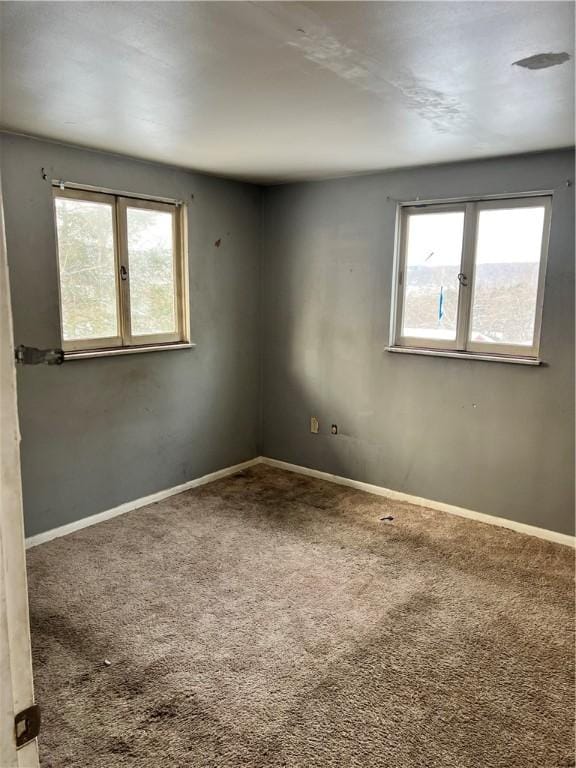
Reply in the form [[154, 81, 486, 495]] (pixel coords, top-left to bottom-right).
[[0, 173, 39, 766]]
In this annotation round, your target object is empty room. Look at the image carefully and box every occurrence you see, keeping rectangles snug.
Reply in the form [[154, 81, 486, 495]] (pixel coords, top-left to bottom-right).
[[0, 1, 574, 766]]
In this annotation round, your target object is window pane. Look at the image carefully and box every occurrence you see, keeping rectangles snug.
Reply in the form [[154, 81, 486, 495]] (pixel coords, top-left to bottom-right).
[[470, 207, 545, 347], [126, 207, 177, 336], [401, 211, 464, 341], [55, 197, 118, 341]]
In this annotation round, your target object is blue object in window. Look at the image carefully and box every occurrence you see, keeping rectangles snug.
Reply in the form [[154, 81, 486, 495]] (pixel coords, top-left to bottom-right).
[[438, 286, 444, 320]]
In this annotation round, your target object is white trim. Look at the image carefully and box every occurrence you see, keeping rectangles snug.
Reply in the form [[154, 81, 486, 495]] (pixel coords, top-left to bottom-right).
[[25, 455, 574, 551], [393, 202, 466, 353], [386, 346, 541, 365], [466, 195, 551, 359], [64, 342, 196, 360], [1, 170, 39, 765], [25, 458, 262, 549], [51, 180, 184, 207], [391, 193, 552, 360], [398, 190, 555, 207], [260, 458, 575, 549]]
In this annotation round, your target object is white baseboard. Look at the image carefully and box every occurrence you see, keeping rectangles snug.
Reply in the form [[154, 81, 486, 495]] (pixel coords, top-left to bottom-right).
[[26, 454, 574, 550], [261, 457, 576, 548], [25, 457, 263, 549]]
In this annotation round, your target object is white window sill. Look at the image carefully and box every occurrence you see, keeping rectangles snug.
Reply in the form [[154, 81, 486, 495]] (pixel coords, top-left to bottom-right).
[[386, 346, 541, 366], [64, 342, 196, 361]]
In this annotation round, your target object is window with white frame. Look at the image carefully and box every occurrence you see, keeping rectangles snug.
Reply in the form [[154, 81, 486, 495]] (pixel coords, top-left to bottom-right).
[[53, 187, 188, 355], [391, 195, 552, 360]]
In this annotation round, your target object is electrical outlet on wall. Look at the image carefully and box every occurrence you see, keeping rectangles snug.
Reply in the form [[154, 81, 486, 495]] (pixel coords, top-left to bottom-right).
[[310, 416, 319, 434]]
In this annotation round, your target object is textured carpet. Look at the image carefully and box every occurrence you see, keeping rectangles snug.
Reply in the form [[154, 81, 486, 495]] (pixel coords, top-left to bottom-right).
[[27, 464, 574, 768]]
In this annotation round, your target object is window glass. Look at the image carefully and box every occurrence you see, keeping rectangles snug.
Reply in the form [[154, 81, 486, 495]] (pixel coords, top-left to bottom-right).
[[55, 197, 118, 341], [401, 211, 465, 341], [470, 207, 545, 346], [126, 207, 177, 336]]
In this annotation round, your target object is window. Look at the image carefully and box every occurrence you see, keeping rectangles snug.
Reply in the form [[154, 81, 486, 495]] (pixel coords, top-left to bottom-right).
[[391, 195, 552, 361], [53, 187, 188, 355]]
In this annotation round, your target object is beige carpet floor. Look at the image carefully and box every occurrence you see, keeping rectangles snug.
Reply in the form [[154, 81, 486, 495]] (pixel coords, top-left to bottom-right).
[[27, 464, 575, 768]]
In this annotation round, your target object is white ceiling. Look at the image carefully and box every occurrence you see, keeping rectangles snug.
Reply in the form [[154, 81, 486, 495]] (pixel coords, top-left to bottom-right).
[[0, 1, 574, 184]]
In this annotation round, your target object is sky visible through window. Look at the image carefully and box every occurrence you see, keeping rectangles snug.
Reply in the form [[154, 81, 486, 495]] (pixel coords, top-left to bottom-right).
[[401, 206, 546, 346], [402, 211, 463, 340]]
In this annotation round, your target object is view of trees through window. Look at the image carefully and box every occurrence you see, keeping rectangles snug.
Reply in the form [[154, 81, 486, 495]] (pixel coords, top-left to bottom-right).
[[55, 197, 118, 341], [126, 207, 176, 336], [55, 192, 181, 348]]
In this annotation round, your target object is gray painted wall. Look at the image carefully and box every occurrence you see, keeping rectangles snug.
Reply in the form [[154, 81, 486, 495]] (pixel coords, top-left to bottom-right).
[[261, 150, 575, 536], [1, 134, 261, 536], [2, 135, 574, 539]]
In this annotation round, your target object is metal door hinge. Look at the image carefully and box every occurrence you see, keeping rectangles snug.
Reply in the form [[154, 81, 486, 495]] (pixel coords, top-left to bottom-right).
[[15, 704, 41, 749], [15, 345, 64, 365]]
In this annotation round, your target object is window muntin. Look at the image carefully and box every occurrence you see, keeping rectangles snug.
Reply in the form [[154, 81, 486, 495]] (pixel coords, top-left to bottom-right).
[[393, 196, 551, 360], [54, 188, 187, 353]]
